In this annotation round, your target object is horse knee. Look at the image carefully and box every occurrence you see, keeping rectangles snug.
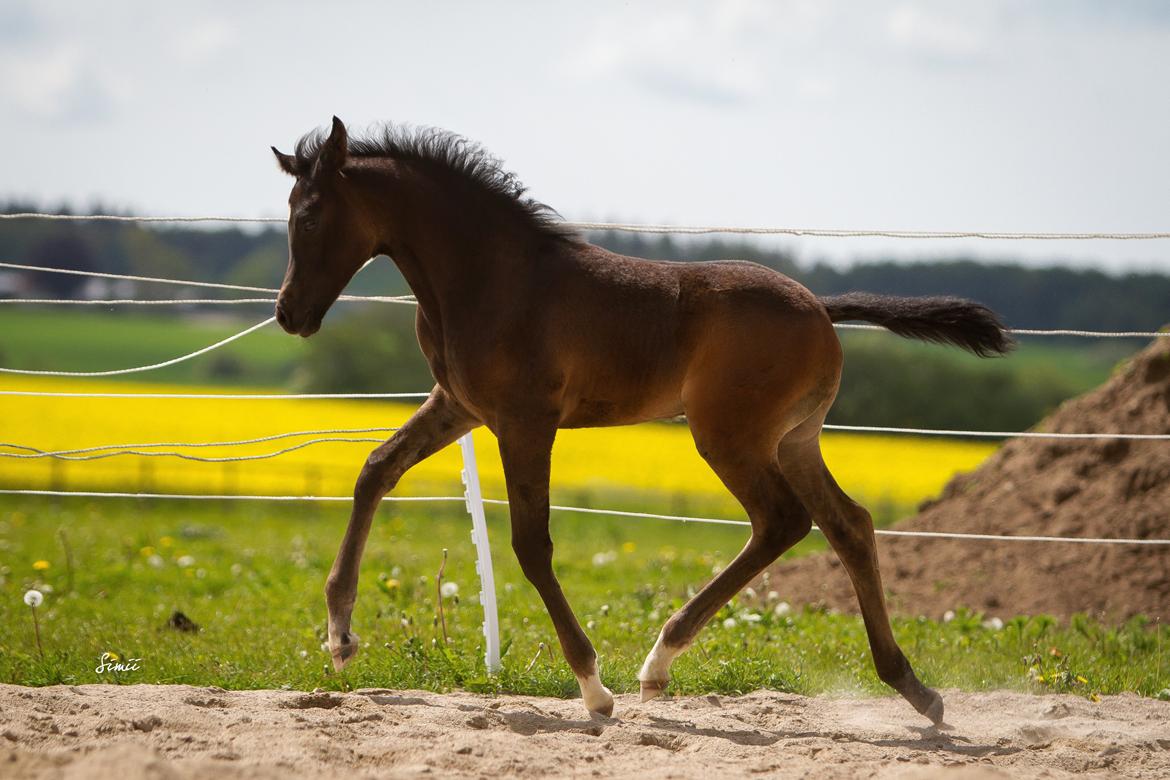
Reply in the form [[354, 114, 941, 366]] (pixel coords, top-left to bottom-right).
[[355, 450, 404, 500]]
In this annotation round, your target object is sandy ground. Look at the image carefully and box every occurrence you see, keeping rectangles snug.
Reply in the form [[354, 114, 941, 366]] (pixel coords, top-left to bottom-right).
[[2, 685, 1168, 779]]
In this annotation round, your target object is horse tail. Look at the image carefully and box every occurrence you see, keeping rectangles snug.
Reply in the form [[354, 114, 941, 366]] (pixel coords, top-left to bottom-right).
[[819, 292, 1014, 357]]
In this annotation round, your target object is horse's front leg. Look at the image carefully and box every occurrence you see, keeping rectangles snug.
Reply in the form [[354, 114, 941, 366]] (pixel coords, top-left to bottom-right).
[[497, 418, 614, 717], [326, 387, 477, 670]]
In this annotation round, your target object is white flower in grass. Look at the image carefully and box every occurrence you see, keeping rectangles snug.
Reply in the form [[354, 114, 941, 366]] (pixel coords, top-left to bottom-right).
[[591, 551, 617, 567], [982, 617, 1004, 631], [722, 617, 737, 629], [440, 581, 459, 598], [943, 610, 956, 623], [773, 601, 791, 617], [743, 587, 757, 600], [766, 590, 780, 602], [24, 589, 43, 607], [741, 612, 762, 623], [176, 555, 195, 568], [148, 555, 164, 569]]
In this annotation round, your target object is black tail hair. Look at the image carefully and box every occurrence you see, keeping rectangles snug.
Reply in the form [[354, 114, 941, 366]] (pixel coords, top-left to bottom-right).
[[820, 292, 1014, 357]]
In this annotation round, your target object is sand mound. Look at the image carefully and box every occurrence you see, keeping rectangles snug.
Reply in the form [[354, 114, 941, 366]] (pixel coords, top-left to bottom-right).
[[771, 335, 1170, 622], [2, 684, 1169, 778]]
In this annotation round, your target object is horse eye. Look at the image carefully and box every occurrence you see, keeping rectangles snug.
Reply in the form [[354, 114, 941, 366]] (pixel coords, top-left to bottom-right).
[[301, 218, 319, 233]]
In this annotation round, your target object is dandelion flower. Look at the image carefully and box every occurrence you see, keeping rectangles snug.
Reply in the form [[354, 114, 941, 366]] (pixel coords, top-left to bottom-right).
[[943, 610, 956, 623], [621, 542, 636, 553], [1075, 675, 1088, 684], [773, 602, 792, 617], [176, 555, 195, 568], [148, 555, 164, 569], [440, 581, 459, 598], [722, 617, 737, 629], [32, 560, 50, 571], [24, 589, 45, 659], [982, 617, 1004, 631]]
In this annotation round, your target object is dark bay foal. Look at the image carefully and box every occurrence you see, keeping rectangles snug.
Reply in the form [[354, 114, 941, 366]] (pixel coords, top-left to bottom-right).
[[272, 117, 1012, 723]]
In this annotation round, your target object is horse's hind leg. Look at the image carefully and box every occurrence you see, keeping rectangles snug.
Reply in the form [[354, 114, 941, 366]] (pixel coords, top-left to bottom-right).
[[325, 387, 477, 670], [778, 426, 945, 725], [639, 425, 812, 701]]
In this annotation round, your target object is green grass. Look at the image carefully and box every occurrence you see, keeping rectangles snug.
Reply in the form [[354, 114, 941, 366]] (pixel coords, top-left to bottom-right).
[[0, 308, 304, 386], [2, 496, 1166, 701]]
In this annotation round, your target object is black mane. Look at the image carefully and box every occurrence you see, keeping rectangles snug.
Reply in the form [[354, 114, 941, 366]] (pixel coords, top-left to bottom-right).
[[294, 123, 578, 243]]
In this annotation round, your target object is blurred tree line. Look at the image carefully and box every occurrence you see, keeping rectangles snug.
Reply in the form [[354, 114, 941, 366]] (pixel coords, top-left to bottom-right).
[[3, 205, 1166, 429]]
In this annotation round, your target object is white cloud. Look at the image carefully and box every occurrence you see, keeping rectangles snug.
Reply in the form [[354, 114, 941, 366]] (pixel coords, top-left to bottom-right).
[[795, 73, 837, 100], [562, 1, 772, 105], [0, 44, 122, 121], [172, 18, 238, 65], [886, 2, 989, 64]]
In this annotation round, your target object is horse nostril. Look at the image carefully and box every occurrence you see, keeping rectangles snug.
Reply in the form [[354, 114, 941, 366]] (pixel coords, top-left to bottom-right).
[[275, 300, 290, 330]]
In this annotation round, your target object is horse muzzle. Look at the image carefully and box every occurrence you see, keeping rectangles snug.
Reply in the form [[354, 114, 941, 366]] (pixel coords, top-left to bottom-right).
[[274, 298, 321, 338]]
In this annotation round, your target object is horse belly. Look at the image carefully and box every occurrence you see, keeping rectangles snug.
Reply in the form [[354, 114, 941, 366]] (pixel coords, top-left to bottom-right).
[[557, 365, 685, 428]]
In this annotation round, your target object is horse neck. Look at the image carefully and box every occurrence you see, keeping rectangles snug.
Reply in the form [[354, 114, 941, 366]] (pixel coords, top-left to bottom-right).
[[350, 161, 532, 323]]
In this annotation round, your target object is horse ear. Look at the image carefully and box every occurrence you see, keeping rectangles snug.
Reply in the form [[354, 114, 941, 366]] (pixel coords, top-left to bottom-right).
[[312, 116, 348, 178], [272, 147, 298, 177]]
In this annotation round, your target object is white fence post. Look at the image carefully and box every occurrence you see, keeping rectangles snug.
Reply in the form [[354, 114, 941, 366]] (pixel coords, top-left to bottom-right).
[[459, 432, 501, 673]]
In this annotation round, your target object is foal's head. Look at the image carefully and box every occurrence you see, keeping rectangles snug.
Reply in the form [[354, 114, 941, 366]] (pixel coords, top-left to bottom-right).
[[271, 116, 376, 337]]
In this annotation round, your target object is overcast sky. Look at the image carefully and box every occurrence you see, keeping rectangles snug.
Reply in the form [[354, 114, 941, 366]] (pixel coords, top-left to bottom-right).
[[2, 0, 1168, 272]]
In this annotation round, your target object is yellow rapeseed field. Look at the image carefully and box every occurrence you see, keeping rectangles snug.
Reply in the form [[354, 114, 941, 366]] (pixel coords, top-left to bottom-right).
[[0, 376, 996, 516]]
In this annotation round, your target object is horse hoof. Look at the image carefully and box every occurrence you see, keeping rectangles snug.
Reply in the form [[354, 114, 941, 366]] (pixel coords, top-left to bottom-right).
[[588, 692, 615, 719], [330, 632, 361, 672], [639, 680, 667, 702], [582, 680, 614, 718], [922, 689, 945, 726]]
